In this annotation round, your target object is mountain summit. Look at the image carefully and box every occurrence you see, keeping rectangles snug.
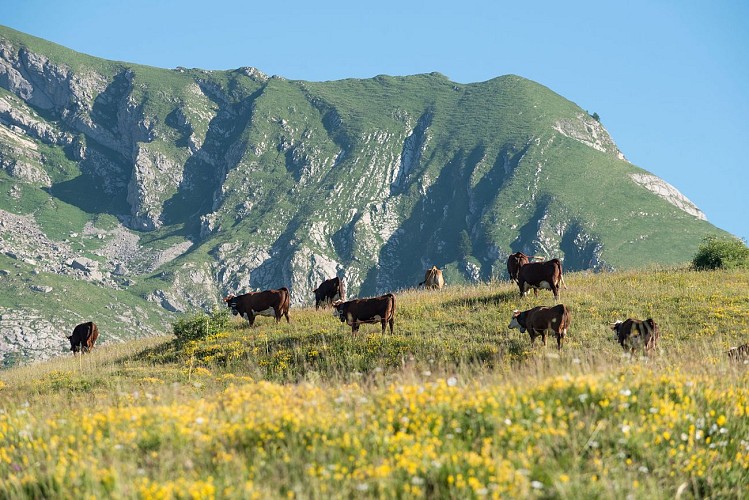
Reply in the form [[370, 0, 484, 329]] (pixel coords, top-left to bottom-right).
[[0, 26, 725, 364]]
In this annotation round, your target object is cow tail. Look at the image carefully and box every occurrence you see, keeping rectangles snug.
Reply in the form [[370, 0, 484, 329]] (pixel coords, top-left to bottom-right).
[[557, 261, 568, 289]]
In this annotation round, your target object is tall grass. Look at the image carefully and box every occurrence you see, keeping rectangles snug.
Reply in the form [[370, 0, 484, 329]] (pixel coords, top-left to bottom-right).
[[0, 267, 748, 498]]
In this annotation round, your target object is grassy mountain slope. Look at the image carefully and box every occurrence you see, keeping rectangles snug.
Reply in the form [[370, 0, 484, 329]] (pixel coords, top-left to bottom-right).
[[1, 267, 747, 497], [0, 25, 730, 365]]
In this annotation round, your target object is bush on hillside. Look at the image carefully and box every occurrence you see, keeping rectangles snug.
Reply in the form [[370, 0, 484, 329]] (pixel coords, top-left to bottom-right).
[[692, 236, 749, 270], [173, 308, 230, 345]]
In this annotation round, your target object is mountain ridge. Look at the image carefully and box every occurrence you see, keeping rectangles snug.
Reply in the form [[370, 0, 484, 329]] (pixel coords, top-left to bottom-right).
[[0, 25, 727, 365]]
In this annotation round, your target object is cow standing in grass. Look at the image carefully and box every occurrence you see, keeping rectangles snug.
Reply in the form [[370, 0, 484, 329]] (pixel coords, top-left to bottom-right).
[[333, 294, 396, 334], [68, 321, 99, 353], [313, 277, 345, 310], [611, 318, 659, 355], [506, 252, 530, 283], [508, 304, 570, 350], [224, 288, 290, 326], [418, 266, 444, 290], [516, 258, 567, 301]]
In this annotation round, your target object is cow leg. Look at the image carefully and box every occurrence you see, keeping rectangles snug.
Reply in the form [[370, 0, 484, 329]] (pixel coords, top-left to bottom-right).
[[518, 281, 526, 298], [388, 317, 394, 334], [275, 307, 282, 323], [381, 319, 386, 334], [247, 314, 256, 327], [541, 330, 547, 347], [533, 288, 538, 297], [552, 284, 559, 302], [556, 332, 563, 350]]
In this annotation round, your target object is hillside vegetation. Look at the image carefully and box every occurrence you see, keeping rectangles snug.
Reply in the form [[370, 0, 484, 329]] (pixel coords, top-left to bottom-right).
[[0, 25, 732, 365], [1, 267, 747, 498]]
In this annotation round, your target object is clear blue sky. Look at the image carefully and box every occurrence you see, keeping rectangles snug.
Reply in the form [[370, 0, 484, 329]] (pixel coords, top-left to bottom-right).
[[4, 0, 748, 240]]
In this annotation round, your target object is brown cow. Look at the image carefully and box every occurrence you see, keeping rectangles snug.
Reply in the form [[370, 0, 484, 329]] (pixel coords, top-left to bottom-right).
[[418, 266, 444, 289], [333, 294, 396, 334], [516, 258, 566, 301], [508, 304, 570, 349], [611, 318, 659, 354], [224, 288, 290, 326], [506, 252, 530, 283], [313, 277, 345, 310], [68, 321, 99, 353]]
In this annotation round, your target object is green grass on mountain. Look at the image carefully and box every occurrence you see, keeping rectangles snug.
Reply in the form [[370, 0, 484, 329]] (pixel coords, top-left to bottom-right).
[[1, 267, 747, 498], [0, 24, 735, 372]]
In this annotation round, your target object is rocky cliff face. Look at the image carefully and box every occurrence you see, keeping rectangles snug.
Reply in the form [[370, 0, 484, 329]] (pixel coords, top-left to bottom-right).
[[0, 27, 726, 364]]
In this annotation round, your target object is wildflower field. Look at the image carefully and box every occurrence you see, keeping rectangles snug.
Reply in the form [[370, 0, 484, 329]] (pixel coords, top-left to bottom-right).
[[1, 267, 748, 498]]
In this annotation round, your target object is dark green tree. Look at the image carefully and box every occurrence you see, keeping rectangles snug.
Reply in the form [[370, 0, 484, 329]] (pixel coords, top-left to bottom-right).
[[458, 230, 472, 260], [692, 236, 749, 270]]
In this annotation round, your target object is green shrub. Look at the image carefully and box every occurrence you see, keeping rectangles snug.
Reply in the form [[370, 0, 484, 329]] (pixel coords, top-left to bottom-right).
[[172, 308, 230, 344], [692, 236, 749, 270]]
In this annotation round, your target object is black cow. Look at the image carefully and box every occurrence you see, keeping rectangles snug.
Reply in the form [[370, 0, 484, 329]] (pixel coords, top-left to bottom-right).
[[333, 294, 396, 334], [68, 321, 99, 353], [224, 288, 290, 326], [313, 277, 345, 310]]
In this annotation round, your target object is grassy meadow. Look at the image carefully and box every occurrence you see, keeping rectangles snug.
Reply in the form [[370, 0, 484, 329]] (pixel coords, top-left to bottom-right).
[[1, 267, 748, 498]]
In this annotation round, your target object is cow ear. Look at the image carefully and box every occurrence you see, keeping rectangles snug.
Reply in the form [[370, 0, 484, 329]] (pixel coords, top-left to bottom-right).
[[512, 310, 520, 318], [67, 335, 72, 340]]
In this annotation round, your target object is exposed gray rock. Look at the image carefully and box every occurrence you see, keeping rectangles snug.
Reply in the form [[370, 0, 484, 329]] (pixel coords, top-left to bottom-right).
[[553, 113, 625, 160], [0, 94, 73, 146], [1, 158, 51, 186], [629, 173, 706, 220], [69, 257, 98, 272], [0, 306, 69, 366], [125, 146, 184, 230], [146, 289, 185, 313]]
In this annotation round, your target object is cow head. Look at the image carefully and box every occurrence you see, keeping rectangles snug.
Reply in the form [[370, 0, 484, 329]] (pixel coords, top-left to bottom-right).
[[508, 310, 526, 333], [67, 334, 79, 353], [332, 300, 345, 322], [610, 320, 624, 341], [223, 295, 239, 315]]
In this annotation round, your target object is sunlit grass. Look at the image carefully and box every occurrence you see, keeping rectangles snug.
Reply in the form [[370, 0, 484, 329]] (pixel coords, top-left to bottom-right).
[[0, 267, 748, 498]]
